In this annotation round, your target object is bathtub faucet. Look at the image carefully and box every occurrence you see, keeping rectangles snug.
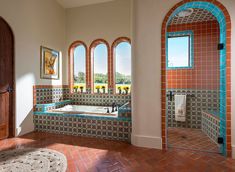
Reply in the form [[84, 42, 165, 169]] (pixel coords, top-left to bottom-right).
[[112, 102, 117, 112], [105, 107, 110, 113]]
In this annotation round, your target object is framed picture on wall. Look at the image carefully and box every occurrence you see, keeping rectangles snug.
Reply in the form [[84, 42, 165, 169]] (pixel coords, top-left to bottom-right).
[[40, 46, 60, 80]]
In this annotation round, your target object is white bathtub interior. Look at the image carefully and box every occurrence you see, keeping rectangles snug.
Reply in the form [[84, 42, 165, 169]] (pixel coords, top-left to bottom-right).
[[51, 105, 118, 116]]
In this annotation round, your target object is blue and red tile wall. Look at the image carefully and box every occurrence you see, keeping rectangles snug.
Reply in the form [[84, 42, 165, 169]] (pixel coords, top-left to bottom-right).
[[161, 0, 231, 156]]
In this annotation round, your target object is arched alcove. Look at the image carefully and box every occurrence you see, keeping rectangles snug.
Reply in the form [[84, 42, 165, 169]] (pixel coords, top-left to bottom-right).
[[161, 0, 231, 156]]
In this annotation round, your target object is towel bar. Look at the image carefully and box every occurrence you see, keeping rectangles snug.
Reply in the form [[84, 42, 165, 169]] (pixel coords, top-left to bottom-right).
[[166, 92, 196, 98]]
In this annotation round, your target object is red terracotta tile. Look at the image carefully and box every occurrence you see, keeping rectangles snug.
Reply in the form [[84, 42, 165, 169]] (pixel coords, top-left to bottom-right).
[[2, 132, 235, 172]]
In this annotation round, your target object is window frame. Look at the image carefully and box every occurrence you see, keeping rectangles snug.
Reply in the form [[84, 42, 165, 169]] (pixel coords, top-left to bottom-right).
[[90, 39, 110, 94], [112, 37, 132, 94], [68, 41, 88, 93], [68, 37, 131, 94], [167, 30, 194, 69]]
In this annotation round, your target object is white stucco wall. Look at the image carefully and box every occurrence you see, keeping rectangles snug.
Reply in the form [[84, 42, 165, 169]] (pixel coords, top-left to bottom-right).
[[0, 0, 66, 136], [66, 0, 131, 48], [0, 0, 131, 137], [0, 0, 234, 159], [132, 0, 235, 158]]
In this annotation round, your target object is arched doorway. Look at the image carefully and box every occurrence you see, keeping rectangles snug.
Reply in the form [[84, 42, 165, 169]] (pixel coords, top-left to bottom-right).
[[0, 17, 15, 139], [161, 0, 231, 156]]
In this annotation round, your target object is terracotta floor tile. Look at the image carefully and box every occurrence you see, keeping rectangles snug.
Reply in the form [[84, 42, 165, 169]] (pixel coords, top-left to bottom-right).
[[0, 131, 234, 172]]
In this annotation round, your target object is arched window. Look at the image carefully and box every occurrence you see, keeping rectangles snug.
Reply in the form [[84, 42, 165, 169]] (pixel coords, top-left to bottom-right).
[[68, 41, 87, 93], [74, 45, 86, 92], [114, 40, 131, 94], [93, 43, 108, 93]]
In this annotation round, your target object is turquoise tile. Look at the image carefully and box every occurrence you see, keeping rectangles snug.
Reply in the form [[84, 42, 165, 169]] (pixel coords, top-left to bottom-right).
[[165, 0, 227, 156]]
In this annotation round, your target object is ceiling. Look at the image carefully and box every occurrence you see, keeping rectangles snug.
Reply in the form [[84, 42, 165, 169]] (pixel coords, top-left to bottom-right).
[[169, 8, 217, 25], [56, 0, 115, 8]]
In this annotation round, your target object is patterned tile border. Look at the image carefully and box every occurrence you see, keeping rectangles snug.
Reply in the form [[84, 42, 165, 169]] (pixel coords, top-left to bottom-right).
[[202, 111, 220, 145], [34, 100, 74, 112], [34, 113, 131, 142], [33, 85, 132, 142], [161, 0, 231, 156], [118, 102, 131, 118], [167, 89, 219, 129], [33, 85, 131, 106]]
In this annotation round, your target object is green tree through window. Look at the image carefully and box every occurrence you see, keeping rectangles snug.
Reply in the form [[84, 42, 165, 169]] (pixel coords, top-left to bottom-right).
[[115, 42, 131, 94], [74, 45, 86, 92], [93, 44, 108, 93]]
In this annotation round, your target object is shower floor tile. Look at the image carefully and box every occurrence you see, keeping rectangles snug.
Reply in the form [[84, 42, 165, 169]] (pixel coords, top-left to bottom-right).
[[168, 127, 220, 153]]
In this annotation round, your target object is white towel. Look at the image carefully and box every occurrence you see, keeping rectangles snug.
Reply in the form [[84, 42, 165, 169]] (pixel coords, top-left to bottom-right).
[[175, 95, 186, 122]]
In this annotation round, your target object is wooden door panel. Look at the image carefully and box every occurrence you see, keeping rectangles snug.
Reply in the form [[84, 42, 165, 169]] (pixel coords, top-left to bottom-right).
[[0, 17, 14, 139], [0, 93, 9, 139]]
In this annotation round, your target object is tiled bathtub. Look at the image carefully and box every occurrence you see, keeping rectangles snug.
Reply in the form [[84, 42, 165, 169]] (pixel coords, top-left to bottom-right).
[[33, 100, 132, 142]]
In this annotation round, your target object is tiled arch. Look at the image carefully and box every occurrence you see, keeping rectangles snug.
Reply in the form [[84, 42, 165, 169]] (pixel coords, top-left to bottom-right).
[[68, 40, 88, 93], [161, 0, 231, 156], [111, 37, 131, 91], [89, 39, 110, 93]]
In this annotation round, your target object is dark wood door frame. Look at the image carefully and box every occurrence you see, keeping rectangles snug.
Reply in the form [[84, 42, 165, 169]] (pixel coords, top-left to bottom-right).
[[0, 16, 15, 138]]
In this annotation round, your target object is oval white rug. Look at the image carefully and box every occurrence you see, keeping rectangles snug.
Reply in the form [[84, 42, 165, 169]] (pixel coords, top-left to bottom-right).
[[0, 148, 67, 172]]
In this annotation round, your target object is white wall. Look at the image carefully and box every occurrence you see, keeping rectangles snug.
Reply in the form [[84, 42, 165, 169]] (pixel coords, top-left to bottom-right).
[[0, 0, 131, 136], [66, 0, 131, 47], [0, 0, 66, 135], [132, 0, 235, 158], [1, 0, 234, 158]]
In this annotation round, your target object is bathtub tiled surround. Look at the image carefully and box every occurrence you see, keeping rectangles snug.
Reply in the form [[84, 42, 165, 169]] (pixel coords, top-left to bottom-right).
[[202, 111, 220, 144], [34, 100, 73, 112], [33, 85, 70, 104], [118, 102, 131, 118], [33, 85, 132, 142], [70, 93, 131, 106], [167, 89, 219, 129], [34, 114, 131, 142], [33, 85, 131, 106]]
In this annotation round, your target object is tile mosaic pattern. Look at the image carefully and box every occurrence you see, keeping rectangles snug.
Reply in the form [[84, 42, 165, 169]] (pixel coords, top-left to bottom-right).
[[33, 86, 70, 104], [175, 0, 228, 157], [169, 8, 217, 25], [69, 93, 131, 107], [35, 100, 73, 112], [33, 85, 131, 107], [202, 111, 220, 144], [168, 127, 220, 153], [33, 85, 132, 142], [162, 0, 231, 156], [118, 102, 131, 118], [167, 89, 219, 129], [2, 132, 235, 172], [34, 114, 131, 142]]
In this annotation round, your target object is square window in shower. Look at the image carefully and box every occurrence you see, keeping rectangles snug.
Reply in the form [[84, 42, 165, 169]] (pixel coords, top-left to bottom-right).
[[167, 31, 193, 69]]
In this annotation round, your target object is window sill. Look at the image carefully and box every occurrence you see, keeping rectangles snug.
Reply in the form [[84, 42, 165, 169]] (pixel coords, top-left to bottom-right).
[[69, 92, 131, 96]]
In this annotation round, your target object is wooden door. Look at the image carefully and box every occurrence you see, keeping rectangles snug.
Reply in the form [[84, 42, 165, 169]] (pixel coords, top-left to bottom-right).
[[0, 17, 14, 139]]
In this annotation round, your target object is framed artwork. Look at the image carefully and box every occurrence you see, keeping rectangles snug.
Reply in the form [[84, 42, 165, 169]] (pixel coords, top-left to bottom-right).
[[40, 46, 60, 80]]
